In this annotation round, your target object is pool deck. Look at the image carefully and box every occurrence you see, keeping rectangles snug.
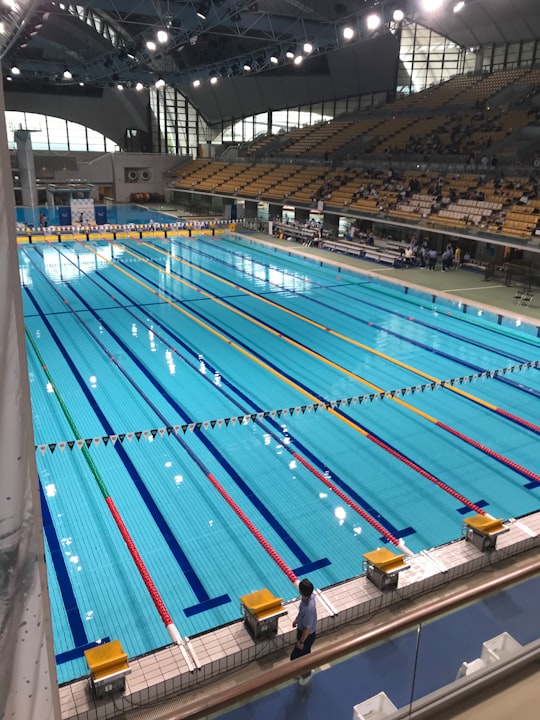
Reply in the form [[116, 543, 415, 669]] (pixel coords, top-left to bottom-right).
[[237, 232, 540, 326], [58, 233, 540, 720]]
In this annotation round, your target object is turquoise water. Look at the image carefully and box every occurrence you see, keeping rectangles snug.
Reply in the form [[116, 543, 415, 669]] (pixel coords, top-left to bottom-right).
[[21, 234, 540, 684], [16, 203, 178, 227]]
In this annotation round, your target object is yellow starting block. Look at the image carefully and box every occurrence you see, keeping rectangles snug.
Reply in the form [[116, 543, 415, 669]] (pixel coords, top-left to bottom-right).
[[463, 514, 508, 552], [363, 547, 410, 591], [239, 588, 288, 640], [84, 640, 130, 699]]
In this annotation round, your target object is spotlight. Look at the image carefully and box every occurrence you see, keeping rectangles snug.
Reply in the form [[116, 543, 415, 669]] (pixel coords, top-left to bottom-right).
[[155, 78, 165, 88], [270, 55, 279, 64], [243, 63, 251, 71], [393, 9, 405, 22], [146, 40, 156, 51], [196, 2, 209, 20], [210, 76, 218, 84], [285, 49, 295, 59], [135, 82, 144, 90], [156, 29, 168, 43], [193, 79, 200, 87], [303, 42, 313, 54], [453, 1, 465, 11], [63, 69, 72, 79], [117, 83, 124, 90], [294, 55, 303, 65], [342, 26, 354, 40], [366, 14, 381, 31], [11, 65, 20, 75], [422, 0, 443, 10]]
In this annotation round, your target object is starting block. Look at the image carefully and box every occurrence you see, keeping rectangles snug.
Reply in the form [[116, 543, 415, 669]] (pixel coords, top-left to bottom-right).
[[239, 588, 288, 640], [363, 548, 409, 591], [463, 514, 508, 552], [84, 640, 130, 699]]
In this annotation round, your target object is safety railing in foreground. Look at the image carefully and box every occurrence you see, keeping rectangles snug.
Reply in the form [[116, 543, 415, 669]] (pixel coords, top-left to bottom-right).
[[155, 551, 540, 720]]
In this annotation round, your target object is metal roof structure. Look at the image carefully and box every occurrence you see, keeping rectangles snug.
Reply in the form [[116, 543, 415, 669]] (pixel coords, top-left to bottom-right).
[[1, 1, 539, 122]]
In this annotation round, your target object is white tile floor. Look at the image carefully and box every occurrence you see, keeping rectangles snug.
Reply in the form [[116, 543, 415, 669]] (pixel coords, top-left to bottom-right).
[[59, 509, 540, 720]]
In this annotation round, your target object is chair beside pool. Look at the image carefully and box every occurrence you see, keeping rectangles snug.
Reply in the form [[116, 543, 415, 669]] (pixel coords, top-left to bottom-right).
[[239, 588, 288, 640], [362, 548, 410, 591], [84, 639, 131, 700], [462, 514, 509, 552]]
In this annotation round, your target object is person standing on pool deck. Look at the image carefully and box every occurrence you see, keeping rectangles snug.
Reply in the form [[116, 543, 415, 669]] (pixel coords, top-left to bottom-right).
[[290, 578, 317, 684]]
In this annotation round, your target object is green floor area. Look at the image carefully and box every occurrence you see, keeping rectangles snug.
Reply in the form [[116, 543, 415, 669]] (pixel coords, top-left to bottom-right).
[[241, 232, 540, 326]]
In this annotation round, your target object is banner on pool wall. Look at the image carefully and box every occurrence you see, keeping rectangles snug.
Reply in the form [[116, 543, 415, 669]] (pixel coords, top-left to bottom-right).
[[35, 361, 537, 454]]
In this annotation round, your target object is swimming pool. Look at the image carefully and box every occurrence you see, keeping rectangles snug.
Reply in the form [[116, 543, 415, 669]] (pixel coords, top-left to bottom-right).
[[16, 203, 178, 228], [21, 234, 540, 684]]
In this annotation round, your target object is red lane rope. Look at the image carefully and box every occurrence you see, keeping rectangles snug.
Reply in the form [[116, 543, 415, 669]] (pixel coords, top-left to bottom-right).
[[293, 452, 401, 547], [206, 473, 299, 585], [437, 422, 540, 484], [106, 497, 174, 627], [366, 436, 486, 515], [495, 408, 540, 434]]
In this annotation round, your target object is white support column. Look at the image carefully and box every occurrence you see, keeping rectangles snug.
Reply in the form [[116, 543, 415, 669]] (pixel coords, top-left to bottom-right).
[[15, 128, 38, 209], [0, 85, 61, 719]]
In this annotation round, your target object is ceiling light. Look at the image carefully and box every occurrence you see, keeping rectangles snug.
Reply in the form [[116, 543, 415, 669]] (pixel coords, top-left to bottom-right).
[[156, 29, 168, 43], [193, 79, 200, 87], [155, 78, 165, 88], [135, 82, 144, 91], [303, 42, 313, 53], [63, 69, 72, 79], [393, 9, 405, 22], [285, 50, 295, 59], [11, 65, 20, 75], [422, 0, 443, 10], [270, 55, 279, 64], [116, 84, 124, 90], [343, 26, 354, 40], [196, 3, 209, 20], [146, 40, 156, 51], [294, 55, 303, 65], [243, 63, 251, 71], [210, 76, 218, 84], [453, 1, 465, 11], [366, 14, 381, 31]]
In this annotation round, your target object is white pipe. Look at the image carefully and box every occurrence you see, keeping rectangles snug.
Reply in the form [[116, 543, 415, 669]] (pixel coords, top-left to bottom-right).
[[509, 517, 537, 538], [420, 549, 448, 573], [179, 643, 196, 673], [166, 623, 196, 673], [315, 589, 338, 617], [398, 538, 414, 556], [186, 637, 203, 670]]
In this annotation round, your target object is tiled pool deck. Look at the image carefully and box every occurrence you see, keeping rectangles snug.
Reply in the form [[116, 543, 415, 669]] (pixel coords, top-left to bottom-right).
[[59, 510, 540, 720]]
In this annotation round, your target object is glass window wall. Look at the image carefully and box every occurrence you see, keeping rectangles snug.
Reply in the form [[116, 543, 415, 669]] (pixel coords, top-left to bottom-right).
[[5, 111, 118, 152]]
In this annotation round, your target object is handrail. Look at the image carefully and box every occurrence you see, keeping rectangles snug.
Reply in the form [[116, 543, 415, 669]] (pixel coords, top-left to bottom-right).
[[163, 552, 540, 720]]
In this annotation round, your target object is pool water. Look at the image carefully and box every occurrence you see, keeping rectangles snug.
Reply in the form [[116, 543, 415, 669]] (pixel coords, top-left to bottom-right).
[[20, 233, 540, 684], [16, 203, 178, 228]]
